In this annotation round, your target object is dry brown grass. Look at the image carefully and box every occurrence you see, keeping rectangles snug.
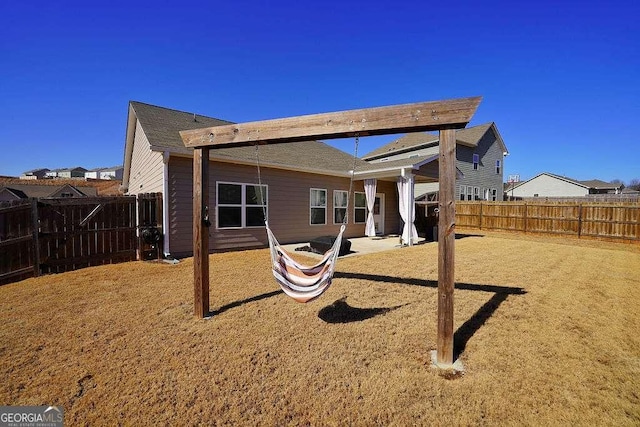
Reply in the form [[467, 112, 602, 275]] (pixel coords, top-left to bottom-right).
[[1, 231, 639, 425]]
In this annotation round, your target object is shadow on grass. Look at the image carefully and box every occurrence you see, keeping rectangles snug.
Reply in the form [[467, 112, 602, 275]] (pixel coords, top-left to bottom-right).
[[318, 297, 407, 323], [208, 290, 282, 317], [333, 271, 526, 359]]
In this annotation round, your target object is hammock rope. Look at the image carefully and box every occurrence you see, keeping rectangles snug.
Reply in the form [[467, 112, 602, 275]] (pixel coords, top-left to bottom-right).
[[255, 136, 359, 302]]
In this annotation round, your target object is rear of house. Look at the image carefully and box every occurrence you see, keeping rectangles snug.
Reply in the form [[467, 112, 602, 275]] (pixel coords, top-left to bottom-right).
[[122, 101, 405, 258]]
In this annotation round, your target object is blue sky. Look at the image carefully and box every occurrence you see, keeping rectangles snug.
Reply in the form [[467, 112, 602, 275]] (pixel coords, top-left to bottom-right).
[[1, 0, 638, 184]]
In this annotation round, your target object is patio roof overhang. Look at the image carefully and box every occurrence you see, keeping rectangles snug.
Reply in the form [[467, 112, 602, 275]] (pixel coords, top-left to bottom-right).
[[353, 154, 464, 182]]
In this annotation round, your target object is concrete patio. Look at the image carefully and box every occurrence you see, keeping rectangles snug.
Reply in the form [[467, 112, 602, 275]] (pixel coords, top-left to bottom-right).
[[281, 235, 431, 258]]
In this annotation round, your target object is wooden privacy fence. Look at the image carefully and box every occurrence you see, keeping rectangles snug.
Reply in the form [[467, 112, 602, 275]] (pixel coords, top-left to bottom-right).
[[457, 201, 640, 241], [0, 193, 162, 285]]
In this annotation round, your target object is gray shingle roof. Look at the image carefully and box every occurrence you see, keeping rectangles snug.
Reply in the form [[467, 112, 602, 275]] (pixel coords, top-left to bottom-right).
[[0, 183, 97, 198], [579, 179, 619, 190], [130, 101, 370, 176], [362, 122, 503, 160]]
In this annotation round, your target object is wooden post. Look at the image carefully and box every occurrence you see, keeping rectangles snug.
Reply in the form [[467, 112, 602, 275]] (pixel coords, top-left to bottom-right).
[[193, 148, 210, 318], [437, 128, 456, 366]]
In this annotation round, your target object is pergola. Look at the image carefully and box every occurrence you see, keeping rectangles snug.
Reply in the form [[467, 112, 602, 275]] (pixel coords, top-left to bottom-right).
[[180, 96, 482, 367]]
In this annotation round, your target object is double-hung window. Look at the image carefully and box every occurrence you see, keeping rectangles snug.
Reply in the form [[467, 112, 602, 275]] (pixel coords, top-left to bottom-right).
[[310, 188, 327, 225], [217, 182, 267, 229], [354, 192, 366, 223], [473, 154, 479, 170], [459, 186, 466, 201], [496, 160, 501, 174], [334, 190, 348, 224]]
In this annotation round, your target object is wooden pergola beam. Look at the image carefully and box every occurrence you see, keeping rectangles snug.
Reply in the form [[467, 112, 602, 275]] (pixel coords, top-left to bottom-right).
[[180, 96, 481, 148], [182, 96, 482, 369]]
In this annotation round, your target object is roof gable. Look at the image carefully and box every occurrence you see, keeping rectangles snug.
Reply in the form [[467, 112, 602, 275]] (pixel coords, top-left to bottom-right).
[[361, 122, 508, 160]]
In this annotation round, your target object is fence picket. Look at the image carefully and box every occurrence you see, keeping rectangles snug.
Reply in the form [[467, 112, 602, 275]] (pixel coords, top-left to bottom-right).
[[0, 193, 162, 285], [457, 201, 639, 242]]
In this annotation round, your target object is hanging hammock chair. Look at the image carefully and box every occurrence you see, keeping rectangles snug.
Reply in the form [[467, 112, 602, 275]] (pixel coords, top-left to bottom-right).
[[255, 136, 359, 303], [266, 222, 346, 303]]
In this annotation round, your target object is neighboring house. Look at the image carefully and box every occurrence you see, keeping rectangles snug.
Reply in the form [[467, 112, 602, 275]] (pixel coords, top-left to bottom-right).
[[57, 167, 87, 179], [45, 168, 63, 178], [0, 183, 97, 202], [20, 168, 50, 180], [85, 166, 124, 180], [122, 101, 455, 258], [362, 122, 508, 202], [508, 173, 621, 198]]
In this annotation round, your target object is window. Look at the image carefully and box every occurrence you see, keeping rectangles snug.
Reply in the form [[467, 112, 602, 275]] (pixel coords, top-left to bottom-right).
[[334, 190, 348, 224], [473, 154, 479, 170], [474, 187, 480, 200], [354, 192, 366, 223], [310, 188, 327, 225], [217, 182, 267, 229], [459, 186, 466, 201], [492, 189, 497, 201], [467, 186, 473, 201], [496, 160, 501, 174]]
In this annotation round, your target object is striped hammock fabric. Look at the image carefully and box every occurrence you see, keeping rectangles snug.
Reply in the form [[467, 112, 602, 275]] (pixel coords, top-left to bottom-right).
[[266, 222, 345, 303]]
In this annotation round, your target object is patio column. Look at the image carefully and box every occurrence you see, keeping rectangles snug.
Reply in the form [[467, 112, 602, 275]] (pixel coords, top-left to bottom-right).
[[398, 171, 417, 245]]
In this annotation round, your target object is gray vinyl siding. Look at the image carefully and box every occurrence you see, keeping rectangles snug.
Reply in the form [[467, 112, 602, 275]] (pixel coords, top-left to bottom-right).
[[166, 157, 399, 257], [127, 120, 164, 195], [456, 131, 504, 201]]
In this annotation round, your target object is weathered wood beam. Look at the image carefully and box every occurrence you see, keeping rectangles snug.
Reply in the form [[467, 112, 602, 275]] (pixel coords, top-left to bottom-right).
[[180, 96, 481, 148], [193, 148, 210, 318], [437, 128, 456, 366]]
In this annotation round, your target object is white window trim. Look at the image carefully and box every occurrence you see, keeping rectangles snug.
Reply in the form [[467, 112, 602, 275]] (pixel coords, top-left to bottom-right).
[[333, 190, 349, 225], [354, 191, 366, 224], [310, 188, 327, 226], [216, 181, 268, 229], [496, 160, 501, 174], [473, 154, 479, 170]]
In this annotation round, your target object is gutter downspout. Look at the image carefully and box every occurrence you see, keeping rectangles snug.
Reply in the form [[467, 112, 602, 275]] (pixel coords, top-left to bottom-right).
[[162, 151, 170, 257]]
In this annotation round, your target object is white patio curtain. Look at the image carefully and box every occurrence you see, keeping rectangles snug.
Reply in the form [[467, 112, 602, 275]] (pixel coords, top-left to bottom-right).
[[397, 175, 418, 245], [364, 178, 377, 237]]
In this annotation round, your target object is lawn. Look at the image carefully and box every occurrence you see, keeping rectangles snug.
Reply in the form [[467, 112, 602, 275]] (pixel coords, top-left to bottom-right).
[[1, 231, 639, 425]]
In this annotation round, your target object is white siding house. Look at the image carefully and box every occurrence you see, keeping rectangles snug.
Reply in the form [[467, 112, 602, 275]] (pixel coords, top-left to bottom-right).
[[509, 173, 620, 198]]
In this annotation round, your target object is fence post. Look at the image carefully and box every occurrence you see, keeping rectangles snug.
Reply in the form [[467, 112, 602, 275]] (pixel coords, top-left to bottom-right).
[[30, 198, 40, 278], [577, 204, 583, 238]]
